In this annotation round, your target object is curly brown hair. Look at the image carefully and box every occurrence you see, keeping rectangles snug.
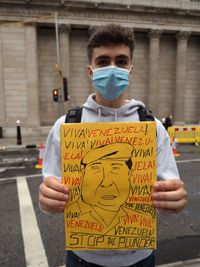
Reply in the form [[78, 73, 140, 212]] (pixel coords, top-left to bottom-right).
[[87, 24, 135, 63]]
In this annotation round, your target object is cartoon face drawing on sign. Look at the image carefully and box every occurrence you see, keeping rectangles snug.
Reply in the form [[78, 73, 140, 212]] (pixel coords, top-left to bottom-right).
[[81, 143, 133, 211], [75, 143, 133, 226]]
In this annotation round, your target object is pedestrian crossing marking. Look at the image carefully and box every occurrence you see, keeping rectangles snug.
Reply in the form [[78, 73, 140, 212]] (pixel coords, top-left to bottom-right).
[[17, 177, 49, 267]]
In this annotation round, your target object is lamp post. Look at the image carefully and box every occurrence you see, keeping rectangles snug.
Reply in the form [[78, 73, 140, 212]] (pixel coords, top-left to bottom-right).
[[0, 126, 2, 139]]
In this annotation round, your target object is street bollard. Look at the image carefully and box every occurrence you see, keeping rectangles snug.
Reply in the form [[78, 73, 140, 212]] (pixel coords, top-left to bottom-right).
[[16, 120, 22, 145], [0, 127, 2, 138]]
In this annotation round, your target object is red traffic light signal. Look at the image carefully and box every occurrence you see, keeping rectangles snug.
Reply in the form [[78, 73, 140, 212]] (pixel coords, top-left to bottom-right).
[[53, 89, 59, 102]]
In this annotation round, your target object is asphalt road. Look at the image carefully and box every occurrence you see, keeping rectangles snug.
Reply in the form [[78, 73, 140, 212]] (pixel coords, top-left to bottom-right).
[[0, 145, 199, 267]]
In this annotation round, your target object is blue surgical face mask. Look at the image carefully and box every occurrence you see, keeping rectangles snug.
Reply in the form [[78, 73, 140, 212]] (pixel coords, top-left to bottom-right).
[[91, 65, 131, 101]]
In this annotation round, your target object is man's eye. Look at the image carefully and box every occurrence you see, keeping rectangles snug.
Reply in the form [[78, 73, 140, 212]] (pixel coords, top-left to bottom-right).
[[91, 165, 101, 170], [111, 168, 121, 175], [96, 59, 109, 67], [112, 166, 123, 171], [112, 166, 120, 170], [116, 59, 128, 67]]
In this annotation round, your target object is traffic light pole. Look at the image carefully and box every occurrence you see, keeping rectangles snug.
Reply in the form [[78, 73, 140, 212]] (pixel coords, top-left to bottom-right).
[[55, 12, 60, 66], [55, 12, 64, 117]]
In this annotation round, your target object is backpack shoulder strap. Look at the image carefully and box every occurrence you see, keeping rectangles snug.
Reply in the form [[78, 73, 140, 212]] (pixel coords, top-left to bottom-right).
[[138, 106, 155, 121], [65, 106, 154, 123], [65, 106, 83, 123]]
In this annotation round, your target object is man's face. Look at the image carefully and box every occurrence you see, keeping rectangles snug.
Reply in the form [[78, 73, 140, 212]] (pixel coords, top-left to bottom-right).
[[87, 43, 133, 106], [81, 159, 131, 211], [90, 43, 132, 70]]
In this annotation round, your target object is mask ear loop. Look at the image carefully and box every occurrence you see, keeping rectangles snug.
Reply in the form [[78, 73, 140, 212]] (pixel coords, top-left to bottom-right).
[[87, 65, 94, 83], [128, 65, 133, 81], [89, 66, 94, 72], [129, 65, 133, 73]]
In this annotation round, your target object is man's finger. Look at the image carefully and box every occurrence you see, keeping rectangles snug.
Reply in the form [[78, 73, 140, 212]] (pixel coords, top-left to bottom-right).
[[39, 183, 69, 202], [153, 179, 184, 192], [39, 193, 66, 213], [44, 176, 68, 193], [152, 187, 187, 202], [153, 198, 187, 213]]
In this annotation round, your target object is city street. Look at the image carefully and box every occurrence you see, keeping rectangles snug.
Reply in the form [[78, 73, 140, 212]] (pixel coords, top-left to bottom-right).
[[0, 1, 200, 267], [0, 145, 200, 267]]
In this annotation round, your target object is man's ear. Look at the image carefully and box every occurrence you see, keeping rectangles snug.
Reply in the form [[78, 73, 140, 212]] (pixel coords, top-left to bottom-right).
[[80, 165, 85, 175], [87, 65, 93, 81]]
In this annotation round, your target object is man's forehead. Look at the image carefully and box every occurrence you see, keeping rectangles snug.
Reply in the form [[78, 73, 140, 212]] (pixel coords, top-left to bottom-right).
[[89, 159, 126, 165], [82, 143, 133, 165], [92, 44, 131, 60]]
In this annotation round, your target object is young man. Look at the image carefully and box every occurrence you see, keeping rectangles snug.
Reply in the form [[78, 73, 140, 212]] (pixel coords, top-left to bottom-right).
[[39, 24, 187, 267]]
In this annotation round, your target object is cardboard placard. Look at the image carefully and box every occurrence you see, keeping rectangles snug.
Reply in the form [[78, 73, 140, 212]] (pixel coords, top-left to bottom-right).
[[61, 122, 157, 250]]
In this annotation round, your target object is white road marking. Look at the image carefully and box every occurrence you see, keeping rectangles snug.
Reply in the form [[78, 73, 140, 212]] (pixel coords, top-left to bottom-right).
[[0, 166, 25, 172], [176, 158, 200, 164], [0, 174, 42, 183], [16, 176, 49, 267], [157, 258, 200, 267]]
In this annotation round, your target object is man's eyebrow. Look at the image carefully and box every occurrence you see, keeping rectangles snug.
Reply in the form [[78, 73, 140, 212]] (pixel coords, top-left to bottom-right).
[[89, 162, 102, 166], [111, 163, 123, 166], [115, 54, 129, 59], [95, 55, 109, 62]]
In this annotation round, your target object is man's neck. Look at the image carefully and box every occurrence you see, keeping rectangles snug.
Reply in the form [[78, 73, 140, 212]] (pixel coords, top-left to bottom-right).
[[92, 205, 119, 226], [94, 93, 125, 108]]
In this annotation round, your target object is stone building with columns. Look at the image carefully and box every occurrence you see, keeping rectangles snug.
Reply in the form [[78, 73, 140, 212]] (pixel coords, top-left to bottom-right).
[[0, 0, 200, 138]]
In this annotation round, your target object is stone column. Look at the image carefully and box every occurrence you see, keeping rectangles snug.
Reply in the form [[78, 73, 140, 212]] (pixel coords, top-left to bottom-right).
[[25, 23, 40, 126], [199, 96, 200, 124], [59, 24, 71, 113], [0, 29, 5, 126], [148, 29, 163, 114], [174, 31, 191, 125], [88, 26, 96, 94]]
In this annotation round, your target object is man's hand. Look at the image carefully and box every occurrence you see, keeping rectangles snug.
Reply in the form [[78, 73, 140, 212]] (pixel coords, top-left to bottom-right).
[[152, 179, 187, 213], [39, 176, 69, 213]]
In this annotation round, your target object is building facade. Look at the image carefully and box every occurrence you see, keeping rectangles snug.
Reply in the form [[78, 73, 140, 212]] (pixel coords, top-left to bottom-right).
[[0, 0, 200, 138]]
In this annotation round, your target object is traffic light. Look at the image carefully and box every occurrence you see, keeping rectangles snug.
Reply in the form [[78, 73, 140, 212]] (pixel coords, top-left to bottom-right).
[[63, 77, 70, 101], [53, 89, 59, 102]]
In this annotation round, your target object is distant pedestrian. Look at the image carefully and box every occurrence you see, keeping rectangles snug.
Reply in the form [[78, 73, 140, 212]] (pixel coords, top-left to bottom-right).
[[164, 114, 173, 130]]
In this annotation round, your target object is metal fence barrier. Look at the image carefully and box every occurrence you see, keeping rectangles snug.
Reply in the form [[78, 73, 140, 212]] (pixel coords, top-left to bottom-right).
[[167, 126, 200, 143]]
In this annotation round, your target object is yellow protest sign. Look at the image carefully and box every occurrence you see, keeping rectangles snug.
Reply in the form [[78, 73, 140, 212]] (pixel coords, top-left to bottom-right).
[[61, 122, 157, 250]]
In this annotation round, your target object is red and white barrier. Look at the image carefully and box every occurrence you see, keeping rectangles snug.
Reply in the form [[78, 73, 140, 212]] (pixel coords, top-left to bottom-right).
[[35, 144, 45, 169]]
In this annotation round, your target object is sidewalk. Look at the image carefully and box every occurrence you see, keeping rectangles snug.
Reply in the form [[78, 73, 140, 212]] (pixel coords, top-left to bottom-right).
[[60, 258, 200, 267], [156, 258, 200, 267], [0, 136, 47, 150], [0, 133, 198, 152]]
